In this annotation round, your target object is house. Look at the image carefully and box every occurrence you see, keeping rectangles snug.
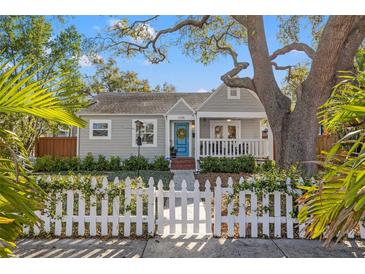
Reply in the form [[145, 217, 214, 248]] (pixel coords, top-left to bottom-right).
[[77, 84, 274, 169]]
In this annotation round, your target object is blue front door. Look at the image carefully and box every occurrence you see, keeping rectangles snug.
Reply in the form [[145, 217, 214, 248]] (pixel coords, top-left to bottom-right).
[[174, 122, 189, 157]]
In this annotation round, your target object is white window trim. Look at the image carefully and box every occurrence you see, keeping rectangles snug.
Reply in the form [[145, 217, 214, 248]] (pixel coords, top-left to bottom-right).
[[227, 87, 240, 99], [89, 119, 111, 140], [132, 119, 158, 147], [210, 120, 241, 139]]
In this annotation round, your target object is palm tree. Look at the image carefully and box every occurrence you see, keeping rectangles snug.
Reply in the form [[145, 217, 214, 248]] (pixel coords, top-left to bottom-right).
[[0, 59, 86, 257], [298, 69, 365, 245]]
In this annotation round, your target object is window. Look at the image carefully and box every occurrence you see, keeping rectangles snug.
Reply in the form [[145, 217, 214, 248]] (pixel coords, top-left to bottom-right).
[[210, 120, 241, 139], [227, 87, 240, 99], [132, 119, 157, 147], [89, 119, 111, 139]]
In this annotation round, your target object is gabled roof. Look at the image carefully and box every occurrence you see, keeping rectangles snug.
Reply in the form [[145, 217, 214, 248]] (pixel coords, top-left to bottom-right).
[[79, 92, 211, 115]]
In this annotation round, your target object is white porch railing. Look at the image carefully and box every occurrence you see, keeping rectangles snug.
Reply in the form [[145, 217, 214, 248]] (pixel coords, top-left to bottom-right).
[[200, 138, 269, 158]]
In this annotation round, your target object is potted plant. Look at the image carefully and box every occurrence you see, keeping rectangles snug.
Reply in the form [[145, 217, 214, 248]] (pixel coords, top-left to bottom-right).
[[170, 146, 177, 158]]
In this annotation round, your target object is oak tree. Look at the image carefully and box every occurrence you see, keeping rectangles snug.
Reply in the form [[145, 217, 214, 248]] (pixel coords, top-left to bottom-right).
[[100, 16, 365, 174]]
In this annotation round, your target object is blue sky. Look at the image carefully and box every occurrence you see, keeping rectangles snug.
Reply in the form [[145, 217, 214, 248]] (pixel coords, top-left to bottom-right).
[[53, 16, 314, 93]]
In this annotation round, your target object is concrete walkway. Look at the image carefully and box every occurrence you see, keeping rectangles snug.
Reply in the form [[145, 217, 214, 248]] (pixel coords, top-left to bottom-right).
[[163, 170, 208, 235], [13, 237, 365, 258]]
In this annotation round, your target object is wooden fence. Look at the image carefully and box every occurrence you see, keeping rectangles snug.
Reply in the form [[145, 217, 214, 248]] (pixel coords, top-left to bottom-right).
[[316, 135, 338, 155], [24, 176, 365, 239], [35, 137, 77, 157]]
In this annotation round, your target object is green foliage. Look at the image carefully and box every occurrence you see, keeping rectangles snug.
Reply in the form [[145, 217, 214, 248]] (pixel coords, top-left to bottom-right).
[[82, 152, 95, 171], [0, 57, 85, 257], [96, 155, 109, 171], [281, 64, 309, 106], [276, 16, 324, 47], [0, 16, 88, 153], [122, 155, 150, 171], [199, 155, 256, 173], [85, 57, 176, 94], [299, 69, 365, 245], [259, 159, 276, 172], [109, 156, 121, 171], [33, 154, 170, 172], [152, 156, 169, 171]]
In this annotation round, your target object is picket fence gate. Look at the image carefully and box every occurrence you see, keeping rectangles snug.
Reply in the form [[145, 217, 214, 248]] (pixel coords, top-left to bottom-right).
[[24, 176, 365, 239]]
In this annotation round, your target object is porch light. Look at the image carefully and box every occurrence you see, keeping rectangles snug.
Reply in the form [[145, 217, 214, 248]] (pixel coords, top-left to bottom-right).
[[226, 119, 232, 122], [191, 124, 195, 129]]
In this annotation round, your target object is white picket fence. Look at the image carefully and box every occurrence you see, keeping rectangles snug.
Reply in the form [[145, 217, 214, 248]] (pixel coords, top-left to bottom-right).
[[24, 176, 365, 239]]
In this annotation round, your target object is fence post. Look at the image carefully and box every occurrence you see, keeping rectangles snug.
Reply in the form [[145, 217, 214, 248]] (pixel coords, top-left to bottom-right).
[[250, 178, 258, 238], [286, 178, 294, 239], [55, 191, 63, 236], [181, 179, 188, 234], [193, 179, 200, 234], [204, 180, 212, 234], [169, 180, 176, 234], [298, 178, 305, 238], [65, 183, 74, 237], [238, 177, 246, 238], [78, 178, 86, 236], [112, 177, 120, 237], [262, 192, 270, 237], [227, 177, 234, 237], [124, 177, 131, 237], [274, 190, 281, 238], [214, 177, 222, 236], [90, 177, 97, 237], [360, 221, 365, 239], [43, 176, 52, 234], [157, 180, 164, 235], [147, 177, 155, 236], [136, 178, 143, 236]]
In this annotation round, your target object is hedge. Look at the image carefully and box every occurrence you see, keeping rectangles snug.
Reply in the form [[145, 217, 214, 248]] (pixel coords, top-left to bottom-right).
[[33, 153, 170, 172], [199, 155, 257, 173]]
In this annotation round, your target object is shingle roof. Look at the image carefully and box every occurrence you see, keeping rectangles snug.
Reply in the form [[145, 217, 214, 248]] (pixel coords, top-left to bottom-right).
[[79, 92, 211, 114]]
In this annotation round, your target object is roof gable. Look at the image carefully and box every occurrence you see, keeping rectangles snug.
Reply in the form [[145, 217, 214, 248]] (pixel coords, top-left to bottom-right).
[[166, 98, 194, 115], [197, 84, 265, 113]]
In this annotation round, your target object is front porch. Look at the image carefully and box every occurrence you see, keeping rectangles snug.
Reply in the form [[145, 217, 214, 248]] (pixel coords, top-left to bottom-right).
[[165, 111, 274, 170], [199, 138, 269, 159]]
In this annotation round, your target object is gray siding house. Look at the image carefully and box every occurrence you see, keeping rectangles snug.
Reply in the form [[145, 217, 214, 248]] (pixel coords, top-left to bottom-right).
[[77, 84, 274, 169]]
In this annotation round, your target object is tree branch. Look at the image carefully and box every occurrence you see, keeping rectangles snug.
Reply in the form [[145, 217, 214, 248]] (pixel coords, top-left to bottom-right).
[[231, 15, 248, 28], [105, 16, 211, 63], [220, 62, 255, 91], [271, 62, 292, 71], [270, 42, 316, 60]]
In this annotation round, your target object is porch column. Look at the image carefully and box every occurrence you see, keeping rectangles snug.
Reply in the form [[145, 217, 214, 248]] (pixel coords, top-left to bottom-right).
[[195, 113, 200, 170], [165, 116, 170, 158], [268, 124, 274, 160]]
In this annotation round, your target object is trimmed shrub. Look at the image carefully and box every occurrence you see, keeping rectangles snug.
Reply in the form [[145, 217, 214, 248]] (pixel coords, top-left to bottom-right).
[[64, 157, 82, 171], [122, 155, 150, 171], [33, 154, 170, 172], [152, 156, 169, 171], [34, 155, 53, 172], [199, 155, 256, 173], [82, 152, 95, 171], [96, 155, 109, 171], [109, 156, 121, 171]]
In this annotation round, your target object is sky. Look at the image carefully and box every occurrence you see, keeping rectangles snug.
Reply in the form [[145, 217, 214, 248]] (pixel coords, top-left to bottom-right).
[[52, 16, 314, 93]]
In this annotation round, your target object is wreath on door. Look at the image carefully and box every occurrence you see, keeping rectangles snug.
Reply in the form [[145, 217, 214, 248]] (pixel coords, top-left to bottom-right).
[[176, 128, 186, 140]]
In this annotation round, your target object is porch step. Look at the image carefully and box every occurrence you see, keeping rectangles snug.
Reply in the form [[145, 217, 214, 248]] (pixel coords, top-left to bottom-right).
[[171, 157, 195, 170]]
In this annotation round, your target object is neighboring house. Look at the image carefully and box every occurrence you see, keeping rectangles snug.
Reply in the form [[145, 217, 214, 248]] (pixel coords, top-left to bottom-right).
[[77, 84, 274, 169]]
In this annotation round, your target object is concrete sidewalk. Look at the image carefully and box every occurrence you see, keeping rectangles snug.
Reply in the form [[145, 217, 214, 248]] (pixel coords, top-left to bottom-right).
[[14, 237, 365, 258]]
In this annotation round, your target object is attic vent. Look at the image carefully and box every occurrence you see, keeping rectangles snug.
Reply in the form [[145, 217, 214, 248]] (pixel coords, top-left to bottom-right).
[[227, 87, 240, 99]]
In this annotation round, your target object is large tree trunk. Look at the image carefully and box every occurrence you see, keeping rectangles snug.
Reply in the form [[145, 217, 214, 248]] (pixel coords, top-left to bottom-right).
[[241, 15, 364, 175], [271, 102, 319, 174]]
